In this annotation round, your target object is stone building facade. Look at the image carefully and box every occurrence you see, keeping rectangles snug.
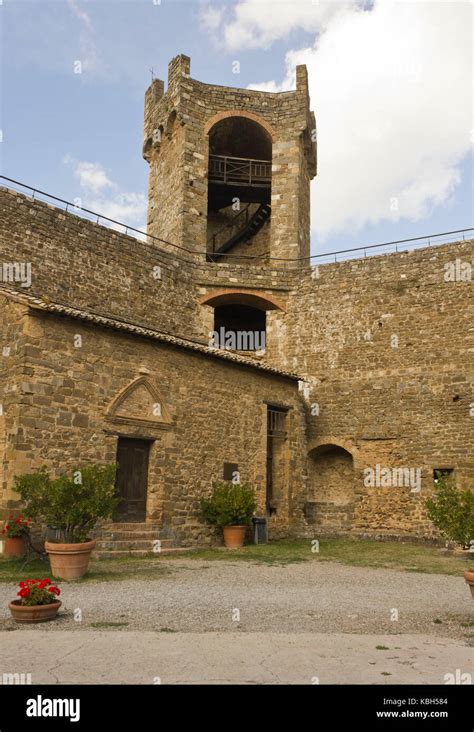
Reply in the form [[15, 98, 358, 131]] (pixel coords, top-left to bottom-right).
[[0, 55, 472, 550]]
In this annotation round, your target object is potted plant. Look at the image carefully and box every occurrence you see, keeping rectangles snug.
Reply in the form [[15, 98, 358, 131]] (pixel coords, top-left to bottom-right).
[[464, 569, 474, 598], [14, 464, 118, 580], [426, 474, 474, 598], [9, 577, 61, 622], [201, 481, 257, 548], [2, 515, 31, 558]]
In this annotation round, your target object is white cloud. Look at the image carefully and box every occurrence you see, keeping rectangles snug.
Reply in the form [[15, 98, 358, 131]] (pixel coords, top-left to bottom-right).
[[218, 0, 354, 51], [67, 0, 93, 32], [206, 0, 472, 240], [200, 4, 225, 33], [86, 192, 147, 227], [72, 160, 114, 193], [67, 0, 100, 74], [63, 157, 147, 231]]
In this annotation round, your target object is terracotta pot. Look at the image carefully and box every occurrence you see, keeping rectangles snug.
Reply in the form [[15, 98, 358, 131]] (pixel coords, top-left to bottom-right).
[[3, 536, 26, 558], [223, 525, 246, 549], [45, 539, 96, 580], [9, 599, 61, 623], [463, 570, 474, 598]]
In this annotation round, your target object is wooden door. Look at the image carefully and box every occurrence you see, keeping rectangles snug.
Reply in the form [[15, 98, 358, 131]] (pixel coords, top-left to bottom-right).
[[115, 438, 150, 521]]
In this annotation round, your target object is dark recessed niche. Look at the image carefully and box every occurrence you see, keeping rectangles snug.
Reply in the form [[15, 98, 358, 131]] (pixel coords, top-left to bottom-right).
[[223, 462, 238, 481]]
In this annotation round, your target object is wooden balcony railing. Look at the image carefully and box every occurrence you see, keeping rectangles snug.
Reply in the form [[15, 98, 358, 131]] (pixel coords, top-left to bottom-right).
[[209, 154, 271, 187]]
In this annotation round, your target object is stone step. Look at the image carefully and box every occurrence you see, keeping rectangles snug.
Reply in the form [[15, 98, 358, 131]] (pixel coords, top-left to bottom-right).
[[95, 539, 173, 551], [95, 547, 197, 559], [99, 530, 166, 541], [101, 522, 161, 531]]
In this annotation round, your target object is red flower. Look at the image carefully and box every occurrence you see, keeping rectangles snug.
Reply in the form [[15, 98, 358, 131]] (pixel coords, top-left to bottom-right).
[[17, 587, 30, 598], [47, 586, 60, 596]]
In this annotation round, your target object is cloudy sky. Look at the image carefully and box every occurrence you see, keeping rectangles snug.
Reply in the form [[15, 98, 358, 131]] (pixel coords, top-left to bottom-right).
[[2, 0, 472, 256]]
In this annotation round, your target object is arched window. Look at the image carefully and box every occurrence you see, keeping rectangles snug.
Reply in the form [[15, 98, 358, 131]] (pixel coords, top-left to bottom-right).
[[206, 115, 272, 261], [201, 289, 284, 353]]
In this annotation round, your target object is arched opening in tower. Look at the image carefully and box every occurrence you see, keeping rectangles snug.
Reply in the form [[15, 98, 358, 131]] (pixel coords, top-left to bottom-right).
[[206, 117, 272, 262], [212, 304, 266, 352]]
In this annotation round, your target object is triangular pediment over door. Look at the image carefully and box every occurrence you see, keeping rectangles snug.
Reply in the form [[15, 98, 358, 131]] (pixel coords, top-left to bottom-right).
[[105, 376, 172, 430]]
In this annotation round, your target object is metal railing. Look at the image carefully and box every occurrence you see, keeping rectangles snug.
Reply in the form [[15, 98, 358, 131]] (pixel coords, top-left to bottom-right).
[[209, 154, 271, 186], [309, 228, 474, 266], [1, 176, 472, 268], [208, 204, 251, 254]]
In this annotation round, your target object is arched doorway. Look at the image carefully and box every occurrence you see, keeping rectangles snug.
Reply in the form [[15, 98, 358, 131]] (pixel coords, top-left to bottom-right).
[[305, 444, 355, 533]]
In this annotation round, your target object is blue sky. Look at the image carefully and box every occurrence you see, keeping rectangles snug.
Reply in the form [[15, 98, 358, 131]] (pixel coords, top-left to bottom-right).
[[1, 0, 472, 256]]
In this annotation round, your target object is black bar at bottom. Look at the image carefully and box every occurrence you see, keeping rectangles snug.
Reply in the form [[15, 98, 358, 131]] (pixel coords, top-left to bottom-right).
[[0, 683, 470, 730]]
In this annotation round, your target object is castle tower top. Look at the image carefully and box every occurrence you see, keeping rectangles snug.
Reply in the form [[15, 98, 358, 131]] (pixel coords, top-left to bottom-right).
[[143, 54, 317, 263]]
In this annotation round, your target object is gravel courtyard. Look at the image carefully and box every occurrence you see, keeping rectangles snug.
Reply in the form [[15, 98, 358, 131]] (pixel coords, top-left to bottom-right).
[[1, 559, 472, 637]]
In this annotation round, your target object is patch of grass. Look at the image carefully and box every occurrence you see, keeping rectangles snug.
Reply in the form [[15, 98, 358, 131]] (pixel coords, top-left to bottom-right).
[[159, 538, 472, 576], [381, 672, 392, 676], [376, 645, 390, 650], [0, 555, 171, 584], [159, 627, 177, 633], [433, 618, 443, 624], [90, 621, 129, 628], [0, 537, 470, 583]]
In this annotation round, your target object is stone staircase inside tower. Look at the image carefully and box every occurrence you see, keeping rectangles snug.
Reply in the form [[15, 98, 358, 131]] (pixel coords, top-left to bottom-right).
[[94, 522, 192, 559]]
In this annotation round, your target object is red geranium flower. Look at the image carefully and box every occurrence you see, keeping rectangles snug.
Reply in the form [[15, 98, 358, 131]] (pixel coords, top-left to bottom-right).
[[17, 587, 30, 598]]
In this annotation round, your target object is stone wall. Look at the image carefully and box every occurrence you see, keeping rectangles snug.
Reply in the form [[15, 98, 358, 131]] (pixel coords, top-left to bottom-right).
[[0, 298, 25, 502], [0, 187, 206, 341], [0, 296, 306, 544], [279, 240, 474, 538], [0, 187, 297, 349], [1, 183, 472, 541]]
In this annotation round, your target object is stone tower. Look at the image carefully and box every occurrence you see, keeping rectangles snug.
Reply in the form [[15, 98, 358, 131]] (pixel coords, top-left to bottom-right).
[[143, 54, 317, 263]]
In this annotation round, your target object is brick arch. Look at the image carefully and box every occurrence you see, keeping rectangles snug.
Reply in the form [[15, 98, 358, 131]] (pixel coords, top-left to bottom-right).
[[199, 288, 285, 312], [204, 111, 277, 143]]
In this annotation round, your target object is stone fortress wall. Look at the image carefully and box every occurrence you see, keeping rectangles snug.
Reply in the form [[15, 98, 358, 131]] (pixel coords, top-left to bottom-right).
[[1, 183, 472, 539], [0, 52, 472, 542]]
